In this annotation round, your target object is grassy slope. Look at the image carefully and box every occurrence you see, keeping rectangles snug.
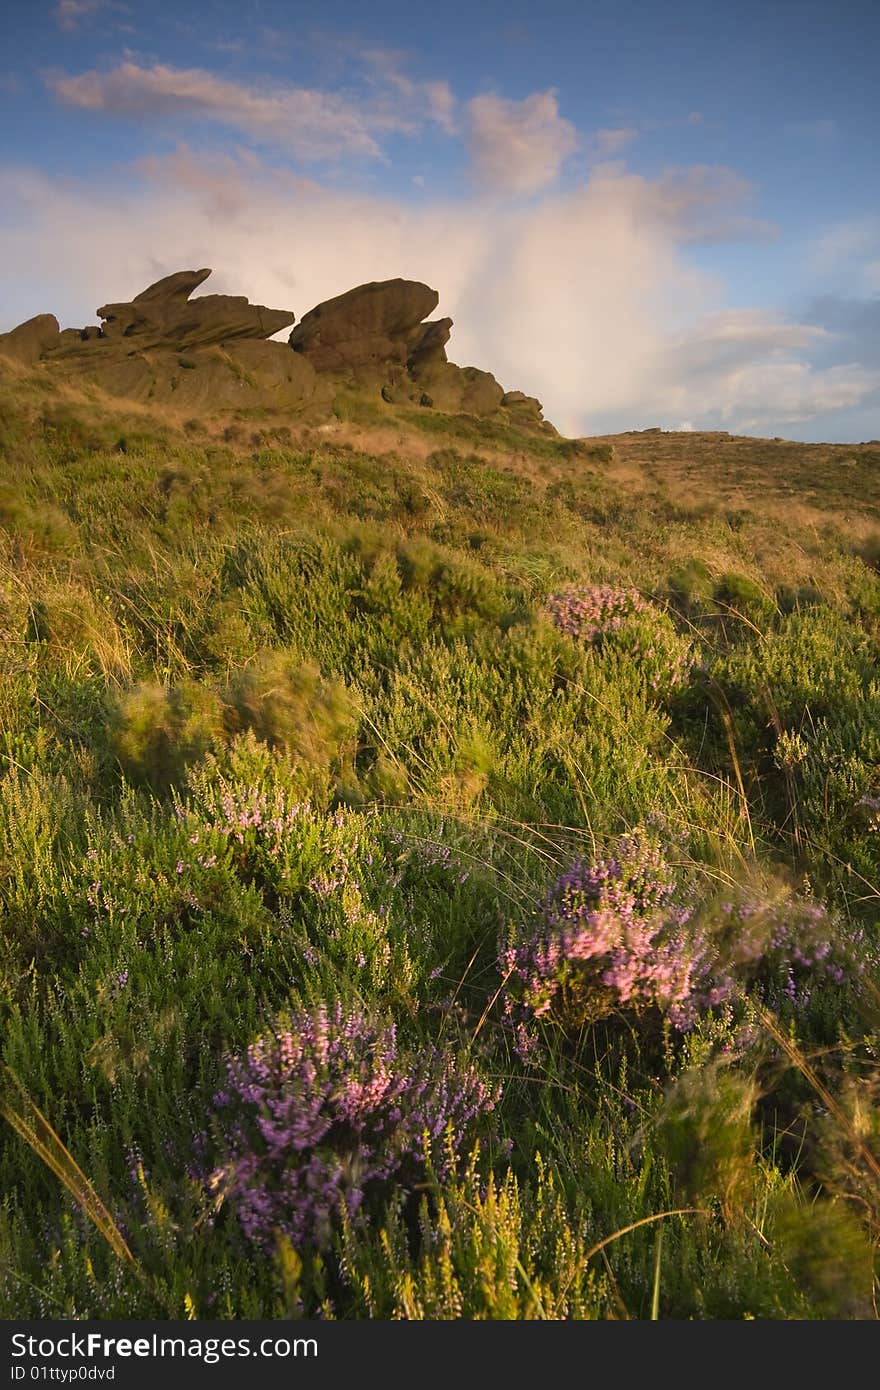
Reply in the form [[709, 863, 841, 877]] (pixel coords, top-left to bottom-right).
[[1, 362, 880, 1319]]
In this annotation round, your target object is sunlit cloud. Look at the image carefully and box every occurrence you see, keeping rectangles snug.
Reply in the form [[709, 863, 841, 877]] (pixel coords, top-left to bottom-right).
[[47, 57, 457, 162], [466, 90, 578, 194], [3, 149, 874, 438]]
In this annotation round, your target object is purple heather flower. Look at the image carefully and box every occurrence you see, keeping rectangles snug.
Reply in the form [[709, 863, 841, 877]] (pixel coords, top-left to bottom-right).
[[500, 832, 706, 1057], [500, 834, 859, 1060], [546, 585, 652, 643], [545, 584, 693, 692], [208, 1002, 497, 1249]]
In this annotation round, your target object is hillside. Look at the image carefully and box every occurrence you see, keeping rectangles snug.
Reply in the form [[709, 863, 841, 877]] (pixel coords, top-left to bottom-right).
[[1, 349, 880, 1320]]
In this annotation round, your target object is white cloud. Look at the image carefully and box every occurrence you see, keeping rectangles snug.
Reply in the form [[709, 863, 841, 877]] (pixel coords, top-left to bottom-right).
[[358, 47, 458, 135], [811, 216, 879, 265], [0, 152, 875, 439], [784, 117, 836, 143], [424, 81, 457, 136], [466, 90, 577, 194], [650, 312, 877, 431]]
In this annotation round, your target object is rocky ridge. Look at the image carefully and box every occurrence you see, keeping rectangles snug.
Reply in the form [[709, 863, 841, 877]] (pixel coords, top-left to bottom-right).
[[0, 269, 553, 431]]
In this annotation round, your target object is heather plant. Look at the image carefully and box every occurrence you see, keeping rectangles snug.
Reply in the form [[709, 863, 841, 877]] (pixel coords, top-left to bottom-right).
[[500, 831, 707, 1058], [340, 1154, 608, 1319], [653, 1062, 760, 1221], [695, 880, 862, 1015], [546, 584, 693, 695], [711, 572, 775, 632], [501, 838, 863, 1061], [209, 1002, 497, 1250], [771, 1197, 877, 1320]]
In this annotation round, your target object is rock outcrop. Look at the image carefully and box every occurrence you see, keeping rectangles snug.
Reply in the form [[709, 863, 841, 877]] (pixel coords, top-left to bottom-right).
[[0, 313, 60, 365], [0, 269, 554, 430], [96, 268, 296, 350]]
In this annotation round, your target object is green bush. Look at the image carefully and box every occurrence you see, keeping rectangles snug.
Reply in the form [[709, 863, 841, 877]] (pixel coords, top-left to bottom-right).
[[111, 680, 225, 789]]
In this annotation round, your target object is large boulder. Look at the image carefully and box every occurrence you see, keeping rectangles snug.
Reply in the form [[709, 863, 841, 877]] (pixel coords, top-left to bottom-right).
[[289, 279, 439, 372], [411, 360, 505, 416], [96, 269, 295, 350], [133, 268, 212, 304], [0, 313, 60, 364], [220, 340, 319, 407]]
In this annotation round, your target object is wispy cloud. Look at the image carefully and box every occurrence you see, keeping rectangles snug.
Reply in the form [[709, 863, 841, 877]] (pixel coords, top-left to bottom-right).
[[648, 309, 877, 431], [53, 0, 122, 31], [585, 109, 705, 161], [3, 149, 872, 439], [638, 165, 778, 245], [784, 117, 837, 144], [359, 47, 457, 135], [806, 296, 880, 368], [48, 62, 390, 159], [47, 55, 457, 162], [466, 90, 577, 194]]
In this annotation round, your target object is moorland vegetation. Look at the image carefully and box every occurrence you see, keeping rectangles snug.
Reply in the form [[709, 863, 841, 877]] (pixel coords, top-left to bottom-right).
[[1, 351, 880, 1318]]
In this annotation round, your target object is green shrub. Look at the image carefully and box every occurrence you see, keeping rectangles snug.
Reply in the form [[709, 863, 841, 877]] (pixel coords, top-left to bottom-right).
[[223, 653, 357, 791], [111, 680, 225, 789]]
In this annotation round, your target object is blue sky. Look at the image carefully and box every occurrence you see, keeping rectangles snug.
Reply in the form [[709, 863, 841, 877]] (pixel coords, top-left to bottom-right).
[[1, 0, 878, 440]]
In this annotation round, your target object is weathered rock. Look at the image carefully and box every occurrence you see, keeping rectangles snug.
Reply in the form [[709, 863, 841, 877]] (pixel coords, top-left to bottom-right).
[[87, 354, 156, 402], [379, 365, 429, 406], [0, 268, 557, 429], [97, 269, 295, 350], [408, 317, 453, 370], [289, 279, 439, 372], [222, 340, 319, 406], [57, 328, 86, 350], [133, 268, 212, 304], [502, 389, 545, 420], [61, 339, 322, 412], [0, 313, 60, 364], [411, 360, 505, 416]]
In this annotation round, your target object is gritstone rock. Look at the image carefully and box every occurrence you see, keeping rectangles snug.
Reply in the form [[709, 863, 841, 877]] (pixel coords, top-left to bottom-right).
[[407, 317, 453, 370], [0, 314, 60, 365], [289, 279, 439, 372], [96, 268, 296, 349], [0, 269, 554, 429]]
